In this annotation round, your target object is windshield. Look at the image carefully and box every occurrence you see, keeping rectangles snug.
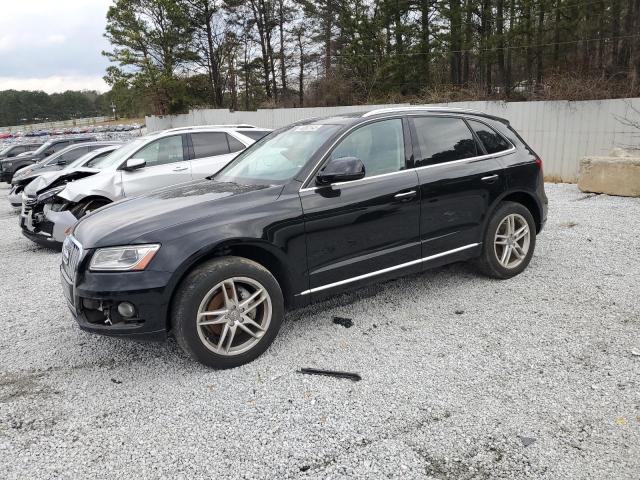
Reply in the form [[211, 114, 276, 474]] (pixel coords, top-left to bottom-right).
[[32, 141, 53, 155], [41, 149, 66, 165], [89, 137, 148, 169], [215, 124, 340, 184], [66, 147, 116, 170]]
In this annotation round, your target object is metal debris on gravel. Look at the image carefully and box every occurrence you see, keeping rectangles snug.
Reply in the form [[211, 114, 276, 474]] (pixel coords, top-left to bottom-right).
[[0, 183, 638, 479]]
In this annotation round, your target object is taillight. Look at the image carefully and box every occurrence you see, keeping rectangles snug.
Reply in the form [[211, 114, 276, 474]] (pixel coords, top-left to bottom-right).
[[535, 157, 543, 171]]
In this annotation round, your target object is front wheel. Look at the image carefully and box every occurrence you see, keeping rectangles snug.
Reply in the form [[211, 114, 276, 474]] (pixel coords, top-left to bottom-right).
[[172, 256, 284, 369], [475, 201, 537, 279]]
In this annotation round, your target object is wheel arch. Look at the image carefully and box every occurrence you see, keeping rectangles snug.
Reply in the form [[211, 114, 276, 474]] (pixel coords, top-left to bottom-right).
[[164, 239, 296, 332], [488, 189, 543, 233]]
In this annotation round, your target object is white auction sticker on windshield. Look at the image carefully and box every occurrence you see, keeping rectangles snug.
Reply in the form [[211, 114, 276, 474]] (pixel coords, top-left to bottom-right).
[[294, 125, 324, 132]]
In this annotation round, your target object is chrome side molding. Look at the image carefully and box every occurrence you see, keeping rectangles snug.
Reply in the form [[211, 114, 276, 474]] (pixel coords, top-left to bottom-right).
[[300, 243, 479, 295]]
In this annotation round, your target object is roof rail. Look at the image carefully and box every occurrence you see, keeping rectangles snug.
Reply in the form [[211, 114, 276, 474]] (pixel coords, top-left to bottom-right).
[[165, 124, 257, 132], [362, 106, 498, 117]]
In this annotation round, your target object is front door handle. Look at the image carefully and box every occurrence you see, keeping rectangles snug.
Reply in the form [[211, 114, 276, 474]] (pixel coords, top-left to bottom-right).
[[173, 166, 189, 172], [481, 174, 499, 183], [394, 190, 417, 200]]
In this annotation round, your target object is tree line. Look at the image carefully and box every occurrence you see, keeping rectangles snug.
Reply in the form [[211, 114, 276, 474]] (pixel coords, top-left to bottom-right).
[[0, 90, 115, 128], [4, 0, 640, 126], [103, 0, 640, 115]]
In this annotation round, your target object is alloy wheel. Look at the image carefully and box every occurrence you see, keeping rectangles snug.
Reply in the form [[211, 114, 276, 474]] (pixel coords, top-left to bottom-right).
[[196, 277, 272, 356], [493, 213, 531, 269]]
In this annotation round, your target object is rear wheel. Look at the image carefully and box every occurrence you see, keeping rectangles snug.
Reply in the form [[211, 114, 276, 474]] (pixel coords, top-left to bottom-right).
[[172, 256, 284, 369], [476, 201, 536, 279]]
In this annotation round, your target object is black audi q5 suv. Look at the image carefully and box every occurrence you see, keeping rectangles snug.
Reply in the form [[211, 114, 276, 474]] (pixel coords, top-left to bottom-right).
[[60, 107, 548, 368]]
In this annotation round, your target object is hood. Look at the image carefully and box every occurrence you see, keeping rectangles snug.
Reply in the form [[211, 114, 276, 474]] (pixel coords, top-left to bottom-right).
[[74, 180, 282, 248], [24, 167, 99, 197], [12, 164, 63, 185]]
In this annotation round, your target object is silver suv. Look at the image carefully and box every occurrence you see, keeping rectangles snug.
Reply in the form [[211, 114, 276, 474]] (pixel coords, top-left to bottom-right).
[[20, 125, 271, 248]]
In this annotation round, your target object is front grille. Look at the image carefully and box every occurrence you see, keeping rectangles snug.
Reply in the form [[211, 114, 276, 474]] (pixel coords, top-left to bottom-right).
[[62, 236, 82, 281]]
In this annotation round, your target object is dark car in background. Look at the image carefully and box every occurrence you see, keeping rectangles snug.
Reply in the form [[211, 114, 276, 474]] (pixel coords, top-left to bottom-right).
[[11, 141, 122, 184], [0, 136, 97, 182], [61, 107, 548, 369], [0, 143, 42, 160]]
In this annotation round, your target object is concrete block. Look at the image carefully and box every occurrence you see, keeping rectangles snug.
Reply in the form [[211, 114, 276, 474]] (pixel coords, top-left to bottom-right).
[[578, 153, 640, 197]]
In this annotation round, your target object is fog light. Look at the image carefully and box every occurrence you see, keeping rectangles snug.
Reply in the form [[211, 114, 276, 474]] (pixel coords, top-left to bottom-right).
[[117, 302, 136, 318]]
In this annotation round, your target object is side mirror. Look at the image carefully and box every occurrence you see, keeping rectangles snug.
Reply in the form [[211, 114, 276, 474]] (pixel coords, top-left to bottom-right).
[[123, 158, 146, 171], [57, 159, 67, 165], [316, 156, 365, 185]]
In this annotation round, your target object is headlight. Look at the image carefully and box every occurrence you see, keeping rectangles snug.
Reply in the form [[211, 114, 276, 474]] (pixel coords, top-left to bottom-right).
[[90, 244, 160, 271], [36, 186, 65, 203], [5, 162, 12, 168]]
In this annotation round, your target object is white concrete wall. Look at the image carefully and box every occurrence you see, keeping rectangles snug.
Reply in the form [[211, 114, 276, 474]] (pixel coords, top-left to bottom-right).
[[145, 98, 640, 182]]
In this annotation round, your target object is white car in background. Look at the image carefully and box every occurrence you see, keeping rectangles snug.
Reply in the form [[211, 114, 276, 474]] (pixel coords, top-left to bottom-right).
[[20, 125, 271, 248]]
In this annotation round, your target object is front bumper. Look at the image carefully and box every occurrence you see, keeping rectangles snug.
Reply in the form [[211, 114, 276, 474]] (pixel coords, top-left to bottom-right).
[[20, 204, 78, 246], [60, 256, 172, 340]]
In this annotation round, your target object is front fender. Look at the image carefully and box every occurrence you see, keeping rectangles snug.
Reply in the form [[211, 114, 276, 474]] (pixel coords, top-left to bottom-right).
[[58, 171, 121, 203]]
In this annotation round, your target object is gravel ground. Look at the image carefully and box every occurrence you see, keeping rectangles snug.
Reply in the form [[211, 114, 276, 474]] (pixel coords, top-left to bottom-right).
[[0, 183, 638, 479]]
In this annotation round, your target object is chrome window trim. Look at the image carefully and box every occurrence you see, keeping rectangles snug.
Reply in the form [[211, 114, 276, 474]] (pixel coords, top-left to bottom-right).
[[300, 145, 515, 193], [299, 243, 479, 295], [299, 113, 515, 193]]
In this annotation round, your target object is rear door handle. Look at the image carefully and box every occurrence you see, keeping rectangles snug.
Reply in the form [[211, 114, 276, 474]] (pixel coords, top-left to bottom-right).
[[173, 166, 189, 172], [481, 174, 499, 183], [394, 190, 417, 200]]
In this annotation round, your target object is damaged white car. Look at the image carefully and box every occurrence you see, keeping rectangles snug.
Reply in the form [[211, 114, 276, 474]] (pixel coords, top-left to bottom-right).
[[19, 125, 271, 248]]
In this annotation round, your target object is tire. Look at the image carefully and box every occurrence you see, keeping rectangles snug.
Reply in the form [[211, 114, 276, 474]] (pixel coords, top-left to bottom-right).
[[475, 201, 537, 279], [72, 198, 111, 218], [172, 256, 285, 369]]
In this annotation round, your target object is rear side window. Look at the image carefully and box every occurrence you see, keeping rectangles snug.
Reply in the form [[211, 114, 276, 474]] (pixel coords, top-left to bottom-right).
[[191, 132, 230, 159], [238, 130, 270, 141], [468, 120, 511, 154], [411, 117, 478, 167]]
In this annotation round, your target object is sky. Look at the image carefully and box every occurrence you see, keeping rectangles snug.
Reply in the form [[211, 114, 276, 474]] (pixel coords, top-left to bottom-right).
[[0, 0, 113, 93]]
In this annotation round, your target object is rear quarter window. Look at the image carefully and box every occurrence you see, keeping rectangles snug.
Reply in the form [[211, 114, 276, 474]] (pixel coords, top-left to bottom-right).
[[238, 130, 271, 141], [227, 135, 246, 153], [468, 120, 512, 154]]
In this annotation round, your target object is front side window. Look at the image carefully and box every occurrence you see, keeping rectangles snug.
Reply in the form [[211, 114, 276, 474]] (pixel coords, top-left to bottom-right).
[[134, 135, 185, 167], [191, 132, 230, 159], [411, 117, 479, 167], [330, 119, 405, 177], [216, 124, 341, 184], [468, 120, 511, 154]]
